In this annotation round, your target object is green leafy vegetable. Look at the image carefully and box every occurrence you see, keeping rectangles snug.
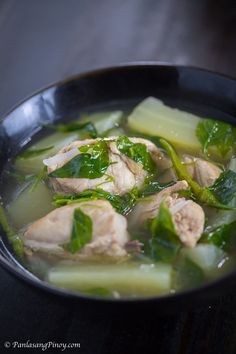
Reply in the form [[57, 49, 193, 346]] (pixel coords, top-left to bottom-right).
[[196, 118, 236, 158], [47, 121, 97, 138], [18, 146, 54, 159], [176, 188, 196, 200], [201, 221, 236, 251], [0, 205, 23, 256], [49, 140, 110, 179], [9, 166, 48, 193], [116, 136, 155, 172], [140, 180, 175, 197], [149, 202, 181, 262], [208, 170, 236, 204], [53, 188, 138, 215], [29, 166, 48, 192], [63, 208, 92, 254], [160, 138, 234, 210]]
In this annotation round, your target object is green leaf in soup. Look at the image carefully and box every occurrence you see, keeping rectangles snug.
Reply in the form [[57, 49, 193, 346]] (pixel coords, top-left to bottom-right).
[[63, 208, 93, 254], [49, 140, 110, 179], [140, 180, 175, 197], [196, 118, 236, 158], [48, 121, 97, 138], [201, 220, 236, 252], [159, 138, 235, 210], [53, 187, 138, 215], [18, 146, 54, 159], [208, 170, 236, 204], [149, 202, 181, 262], [0, 204, 24, 257], [29, 166, 48, 192], [116, 136, 155, 173]]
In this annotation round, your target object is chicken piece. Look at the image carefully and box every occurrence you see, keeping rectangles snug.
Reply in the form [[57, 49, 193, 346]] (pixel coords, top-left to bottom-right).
[[128, 180, 188, 227], [166, 196, 205, 247], [23, 200, 129, 259], [44, 137, 169, 195], [183, 155, 221, 187], [128, 180, 205, 248], [158, 166, 177, 184]]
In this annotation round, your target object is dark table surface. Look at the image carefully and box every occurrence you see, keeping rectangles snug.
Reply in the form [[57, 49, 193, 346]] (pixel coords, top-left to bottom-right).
[[1, 1, 236, 353]]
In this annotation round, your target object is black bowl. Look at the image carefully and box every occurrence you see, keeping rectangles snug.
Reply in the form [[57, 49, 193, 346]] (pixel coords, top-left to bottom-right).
[[1, 63, 236, 312]]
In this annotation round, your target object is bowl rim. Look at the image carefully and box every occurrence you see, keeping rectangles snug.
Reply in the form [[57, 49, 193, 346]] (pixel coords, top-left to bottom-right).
[[1, 60, 236, 122], [1, 61, 236, 305]]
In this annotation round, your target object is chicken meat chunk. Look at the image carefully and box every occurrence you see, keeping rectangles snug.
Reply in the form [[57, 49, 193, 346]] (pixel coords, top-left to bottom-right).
[[183, 155, 221, 187], [44, 137, 169, 195], [128, 180, 205, 248], [23, 200, 130, 259]]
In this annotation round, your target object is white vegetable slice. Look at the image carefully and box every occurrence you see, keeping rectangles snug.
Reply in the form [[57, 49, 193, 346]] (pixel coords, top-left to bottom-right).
[[15, 132, 78, 174], [181, 244, 226, 275], [7, 182, 53, 229], [47, 262, 172, 297], [128, 97, 202, 152], [80, 111, 123, 134]]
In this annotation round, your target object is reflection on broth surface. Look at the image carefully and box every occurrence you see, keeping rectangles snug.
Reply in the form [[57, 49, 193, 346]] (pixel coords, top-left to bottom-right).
[[2, 96, 236, 299]]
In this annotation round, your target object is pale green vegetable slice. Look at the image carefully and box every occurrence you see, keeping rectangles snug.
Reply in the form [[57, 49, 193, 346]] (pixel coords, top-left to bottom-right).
[[7, 182, 53, 229], [14, 132, 78, 174], [174, 244, 227, 290], [181, 244, 226, 276], [128, 97, 202, 152], [80, 111, 123, 135], [47, 262, 172, 297], [105, 127, 125, 137]]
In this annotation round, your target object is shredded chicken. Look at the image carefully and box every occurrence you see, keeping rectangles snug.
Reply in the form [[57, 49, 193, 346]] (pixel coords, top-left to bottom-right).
[[183, 155, 221, 187], [128, 180, 205, 248], [45, 137, 169, 195], [23, 200, 130, 259]]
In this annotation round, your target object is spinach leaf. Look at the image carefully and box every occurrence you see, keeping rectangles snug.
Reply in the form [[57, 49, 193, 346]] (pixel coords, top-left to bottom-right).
[[149, 202, 181, 262], [160, 138, 234, 210], [201, 221, 236, 251], [53, 188, 138, 215], [63, 208, 92, 254], [208, 170, 236, 204], [140, 180, 175, 197], [49, 140, 110, 179], [47, 121, 97, 138], [196, 119, 236, 158], [18, 146, 54, 159], [116, 136, 155, 172]]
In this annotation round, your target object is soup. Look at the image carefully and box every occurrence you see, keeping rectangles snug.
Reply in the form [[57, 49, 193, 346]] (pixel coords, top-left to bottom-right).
[[2, 96, 236, 299]]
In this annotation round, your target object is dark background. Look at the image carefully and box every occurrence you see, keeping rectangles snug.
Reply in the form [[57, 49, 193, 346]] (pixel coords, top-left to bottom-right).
[[1, 0, 236, 353]]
